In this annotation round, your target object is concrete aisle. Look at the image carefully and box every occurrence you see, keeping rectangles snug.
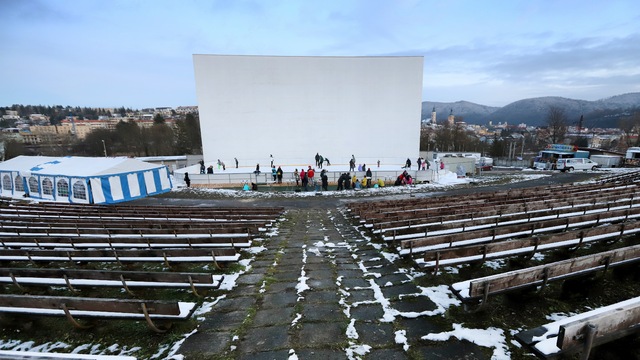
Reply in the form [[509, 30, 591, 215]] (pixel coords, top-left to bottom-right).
[[178, 207, 487, 360]]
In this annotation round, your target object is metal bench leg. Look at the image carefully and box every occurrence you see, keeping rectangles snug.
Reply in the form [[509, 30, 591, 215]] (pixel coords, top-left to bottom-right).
[[211, 251, 221, 270], [141, 303, 171, 333], [538, 267, 550, 293], [119, 275, 135, 296], [61, 303, 93, 329], [9, 273, 24, 291], [63, 275, 79, 293], [188, 275, 202, 298], [581, 323, 597, 360]]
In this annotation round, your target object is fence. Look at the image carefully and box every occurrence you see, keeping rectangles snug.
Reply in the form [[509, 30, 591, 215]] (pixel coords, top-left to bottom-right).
[[180, 169, 438, 188]]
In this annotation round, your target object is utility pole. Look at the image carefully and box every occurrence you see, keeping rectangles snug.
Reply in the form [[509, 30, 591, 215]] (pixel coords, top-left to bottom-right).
[[101, 140, 107, 157]]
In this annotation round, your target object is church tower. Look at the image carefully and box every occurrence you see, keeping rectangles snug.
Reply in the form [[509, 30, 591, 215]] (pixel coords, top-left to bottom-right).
[[431, 106, 436, 124], [448, 108, 455, 125]]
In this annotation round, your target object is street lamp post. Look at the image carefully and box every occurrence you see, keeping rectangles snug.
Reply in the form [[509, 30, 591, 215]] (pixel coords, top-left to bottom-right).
[[101, 140, 107, 157]]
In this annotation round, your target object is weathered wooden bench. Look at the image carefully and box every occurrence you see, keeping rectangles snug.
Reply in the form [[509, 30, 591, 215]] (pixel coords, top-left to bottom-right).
[[0, 267, 223, 297], [0, 350, 136, 359], [368, 186, 638, 228], [515, 296, 640, 359], [416, 221, 640, 272], [0, 235, 252, 249], [348, 181, 637, 218], [0, 294, 197, 333], [450, 244, 640, 306], [0, 247, 240, 267], [377, 192, 639, 238], [400, 207, 640, 256], [0, 203, 284, 219], [0, 225, 253, 238]]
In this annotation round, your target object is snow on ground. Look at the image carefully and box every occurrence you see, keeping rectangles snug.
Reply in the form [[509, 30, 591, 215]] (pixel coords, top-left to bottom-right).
[[422, 323, 511, 360], [172, 168, 553, 198]]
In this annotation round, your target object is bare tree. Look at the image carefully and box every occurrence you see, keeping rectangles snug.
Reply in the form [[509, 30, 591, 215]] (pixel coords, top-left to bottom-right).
[[546, 106, 568, 144], [619, 111, 640, 148]]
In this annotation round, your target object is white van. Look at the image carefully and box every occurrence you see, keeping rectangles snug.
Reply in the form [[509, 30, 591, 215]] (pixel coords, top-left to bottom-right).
[[557, 158, 599, 172]]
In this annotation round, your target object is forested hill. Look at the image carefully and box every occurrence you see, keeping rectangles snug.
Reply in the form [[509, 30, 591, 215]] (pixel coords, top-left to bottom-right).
[[422, 92, 640, 127]]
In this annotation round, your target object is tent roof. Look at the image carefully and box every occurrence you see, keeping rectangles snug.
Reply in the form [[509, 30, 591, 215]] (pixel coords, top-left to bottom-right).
[[0, 156, 164, 177]]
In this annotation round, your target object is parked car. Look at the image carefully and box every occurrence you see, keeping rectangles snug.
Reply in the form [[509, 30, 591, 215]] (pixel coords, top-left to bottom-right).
[[557, 158, 599, 172]]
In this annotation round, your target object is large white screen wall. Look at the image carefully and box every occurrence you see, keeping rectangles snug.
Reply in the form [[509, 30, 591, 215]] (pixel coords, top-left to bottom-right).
[[193, 55, 423, 168]]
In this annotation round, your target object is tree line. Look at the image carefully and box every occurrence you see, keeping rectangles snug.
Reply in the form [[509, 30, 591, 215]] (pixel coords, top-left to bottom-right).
[[1, 105, 136, 125], [2, 113, 202, 160], [419, 105, 640, 159]]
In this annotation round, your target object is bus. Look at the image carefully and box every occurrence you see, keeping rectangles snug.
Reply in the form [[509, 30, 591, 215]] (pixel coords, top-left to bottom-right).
[[533, 144, 589, 170]]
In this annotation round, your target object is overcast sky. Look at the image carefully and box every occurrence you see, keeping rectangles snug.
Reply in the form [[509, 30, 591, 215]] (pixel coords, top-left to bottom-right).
[[1, 0, 639, 108]]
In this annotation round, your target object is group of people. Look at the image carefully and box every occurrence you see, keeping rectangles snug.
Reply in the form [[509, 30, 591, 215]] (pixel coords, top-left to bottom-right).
[[314, 153, 330, 169], [404, 157, 431, 171], [394, 170, 414, 186], [292, 166, 328, 191], [198, 158, 240, 174]]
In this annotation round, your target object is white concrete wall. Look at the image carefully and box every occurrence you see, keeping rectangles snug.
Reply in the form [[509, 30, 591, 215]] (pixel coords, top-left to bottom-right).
[[193, 55, 423, 169]]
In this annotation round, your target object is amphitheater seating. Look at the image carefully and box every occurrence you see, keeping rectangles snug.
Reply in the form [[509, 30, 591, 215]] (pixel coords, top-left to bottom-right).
[[515, 296, 640, 359]]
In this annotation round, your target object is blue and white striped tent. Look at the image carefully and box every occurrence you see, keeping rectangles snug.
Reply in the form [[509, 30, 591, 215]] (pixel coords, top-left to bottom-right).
[[0, 156, 172, 204]]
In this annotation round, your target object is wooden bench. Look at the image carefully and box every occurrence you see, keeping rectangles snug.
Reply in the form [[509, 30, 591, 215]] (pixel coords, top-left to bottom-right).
[[450, 244, 640, 306], [0, 268, 223, 297], [0, 235, 252, 249], [377, 192, 639, 239], [0, 225, 253, 238], [416, 221, 640, 272], [0, 294, 197, 333], [348, 181, 637, 218], [0, 350, 136, 359], [400, 207, 640, 256], [0, 247, 240, 267], [515, 296, 640, 359]]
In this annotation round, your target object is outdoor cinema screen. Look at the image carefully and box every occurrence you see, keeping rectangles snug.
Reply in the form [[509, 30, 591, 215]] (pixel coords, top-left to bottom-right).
[[193, 54, 423, 168]]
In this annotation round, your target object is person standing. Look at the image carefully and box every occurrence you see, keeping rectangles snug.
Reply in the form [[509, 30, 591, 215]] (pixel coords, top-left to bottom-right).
[[294, 169, 300, 186], [235, 157, 238, 168], [276, 166, 283, 184], [321, 169, 328, 191], [271, 166, 277, 181], [315, 153, 320, 167], [405, 158, 411, 169], [307, 166, 315, 187], [318, 154, 324, 169], [199, 160, 205, 174], [366, 168, 372, 188], [336, 173, 344, 191], [183, 173, 191, 188], [301, 169, 309, 191], [417, 157, 422, 171], [270, 154, 274, 167]]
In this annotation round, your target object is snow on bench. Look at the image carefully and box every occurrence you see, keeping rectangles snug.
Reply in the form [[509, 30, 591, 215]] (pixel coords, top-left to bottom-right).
[[0, 225, 253, 238], [381, 195, 640, 240], [0, 268, 223, 296], [0, 294, 198, 333], [515, 296, 640, 359], [0, 248, 240, 266], [399, 207, 640, 256], [450, 244, 640, 304], [415, 221, 640, 271], [0, 350, 136, 359], [0, 235, 252, 249]]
